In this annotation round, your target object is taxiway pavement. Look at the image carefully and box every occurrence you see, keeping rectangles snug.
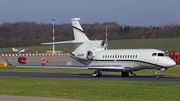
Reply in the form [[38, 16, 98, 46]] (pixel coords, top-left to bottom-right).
[[0, 71, 180, 83]]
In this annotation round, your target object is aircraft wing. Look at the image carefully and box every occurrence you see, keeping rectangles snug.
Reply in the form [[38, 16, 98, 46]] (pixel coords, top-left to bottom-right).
[[16, 65, 123, 70], [16, 65, 88, 69], [88, 65, 123, 69], [41, 40, 84, 45]]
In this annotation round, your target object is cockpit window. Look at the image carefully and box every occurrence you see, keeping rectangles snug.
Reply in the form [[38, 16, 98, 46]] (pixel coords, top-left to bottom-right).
[[158, 53, 165, 56], [152, 53, 157, 56], [164, 53, 168, 56]]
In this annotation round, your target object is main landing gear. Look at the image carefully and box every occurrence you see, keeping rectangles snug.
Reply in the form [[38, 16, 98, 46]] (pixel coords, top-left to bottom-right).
[[92, 69, 102, 77], [92, 70, 137, 77], [121, 71, 137, 77], [121, 72, 129, 77], [130, 71, 137, 76]]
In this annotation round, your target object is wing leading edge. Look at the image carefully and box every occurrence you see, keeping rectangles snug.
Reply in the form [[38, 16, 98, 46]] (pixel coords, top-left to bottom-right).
[[16, 65, 123, 70]]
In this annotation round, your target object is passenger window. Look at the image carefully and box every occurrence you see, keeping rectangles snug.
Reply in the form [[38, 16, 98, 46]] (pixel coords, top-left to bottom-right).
[[152, 53, 157, 56], [158, 53, 165, 56]]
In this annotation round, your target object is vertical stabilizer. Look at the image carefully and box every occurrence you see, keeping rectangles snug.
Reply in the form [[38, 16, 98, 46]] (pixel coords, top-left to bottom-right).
[[12, 48, 17, 52], [72, 18, 89, 42]]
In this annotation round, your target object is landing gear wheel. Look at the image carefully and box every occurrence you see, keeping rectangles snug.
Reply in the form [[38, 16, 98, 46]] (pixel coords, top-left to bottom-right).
[[97, 72, 102, 77], [92, 70, 102, 77], [156, 76, 160, 79], [121, 72, 129, 77]]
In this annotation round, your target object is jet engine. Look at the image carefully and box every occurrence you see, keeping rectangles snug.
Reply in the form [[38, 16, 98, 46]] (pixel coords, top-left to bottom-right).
[[101, 40, 108, 48], [76, 50, 93, 60]]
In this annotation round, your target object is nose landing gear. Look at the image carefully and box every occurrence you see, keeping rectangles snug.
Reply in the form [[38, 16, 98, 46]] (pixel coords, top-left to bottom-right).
[[155, 69, 160, 79]]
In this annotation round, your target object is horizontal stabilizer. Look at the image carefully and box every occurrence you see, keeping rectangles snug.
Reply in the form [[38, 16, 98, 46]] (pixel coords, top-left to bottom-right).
[[41, 40, 84, 45]]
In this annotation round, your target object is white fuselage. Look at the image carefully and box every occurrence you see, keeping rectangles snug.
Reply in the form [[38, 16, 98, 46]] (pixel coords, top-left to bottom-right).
[[71, 49, 175, 72]]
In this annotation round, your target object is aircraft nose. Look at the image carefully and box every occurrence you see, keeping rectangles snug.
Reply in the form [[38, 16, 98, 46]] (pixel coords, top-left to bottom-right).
[[168, 59, 176, 67]]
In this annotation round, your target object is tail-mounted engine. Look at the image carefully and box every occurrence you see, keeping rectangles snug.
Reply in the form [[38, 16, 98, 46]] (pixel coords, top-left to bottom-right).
[[101, 40, 108, 48], [75, 50, 93, 60], [87, 50, 93, 59]]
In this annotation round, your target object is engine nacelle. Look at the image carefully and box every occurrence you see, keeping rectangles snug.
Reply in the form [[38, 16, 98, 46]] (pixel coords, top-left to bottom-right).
[[75, 50, 93, 60], [89, 40, 108, 49], [101, 40, 108, 48]]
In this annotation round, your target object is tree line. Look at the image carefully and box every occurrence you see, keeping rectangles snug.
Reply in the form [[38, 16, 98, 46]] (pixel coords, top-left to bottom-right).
[[0, 21, 180, 47]]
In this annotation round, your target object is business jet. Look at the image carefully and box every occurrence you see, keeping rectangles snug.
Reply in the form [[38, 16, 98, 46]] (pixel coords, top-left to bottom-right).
[[12, 47, 26, 53], [41, 18, 176, 79]]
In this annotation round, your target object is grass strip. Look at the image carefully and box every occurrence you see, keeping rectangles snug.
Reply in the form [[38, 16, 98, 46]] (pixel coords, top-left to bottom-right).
[[1, 38, 180, 53], [0, 76, 180, 101]]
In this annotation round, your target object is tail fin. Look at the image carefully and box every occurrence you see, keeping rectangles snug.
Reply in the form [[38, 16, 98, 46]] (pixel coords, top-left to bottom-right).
[[41, 18, 88, 51], [72, 18, 89, 42], [12, 48, 16, 51]]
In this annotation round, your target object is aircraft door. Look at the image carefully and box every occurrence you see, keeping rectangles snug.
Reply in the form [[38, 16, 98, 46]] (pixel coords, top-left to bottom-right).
[[152, 53, 159, 66], [156, 53, 165, 66]]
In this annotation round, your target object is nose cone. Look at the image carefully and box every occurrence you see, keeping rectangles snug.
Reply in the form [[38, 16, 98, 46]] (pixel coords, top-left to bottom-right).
[[167, 59, 176, 67], [159, 58, 176, 67]]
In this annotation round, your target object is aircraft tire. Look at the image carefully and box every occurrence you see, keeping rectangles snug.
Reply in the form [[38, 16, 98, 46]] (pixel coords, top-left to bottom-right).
[[121, 72, 129, 77], [156, 76, 160, 79], [97, 72, 102, 77]]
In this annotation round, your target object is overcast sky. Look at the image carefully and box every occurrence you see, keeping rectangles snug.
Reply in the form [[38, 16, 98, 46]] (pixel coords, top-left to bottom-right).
[[0, 0, 180, 26]]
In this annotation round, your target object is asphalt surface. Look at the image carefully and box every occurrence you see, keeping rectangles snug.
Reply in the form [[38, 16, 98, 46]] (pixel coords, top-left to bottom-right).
[[0, 71, 180, 83]]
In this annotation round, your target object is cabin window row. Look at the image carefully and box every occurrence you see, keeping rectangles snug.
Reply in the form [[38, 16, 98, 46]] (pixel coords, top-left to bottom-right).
[[103, 55, 138, 59]]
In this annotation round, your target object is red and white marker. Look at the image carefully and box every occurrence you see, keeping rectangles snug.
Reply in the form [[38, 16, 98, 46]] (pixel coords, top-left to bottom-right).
[[0, 53, 70, 57], [41, 58, 46, 65], [52, 18, 56, 54], [105, 26, 109, 50]]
